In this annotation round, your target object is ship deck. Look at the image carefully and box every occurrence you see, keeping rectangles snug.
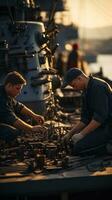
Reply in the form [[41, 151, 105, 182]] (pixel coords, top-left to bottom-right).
[[0, 153, 112, 198]]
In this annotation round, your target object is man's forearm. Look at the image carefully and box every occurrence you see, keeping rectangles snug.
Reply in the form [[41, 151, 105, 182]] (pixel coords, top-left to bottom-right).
[[13, 118, 32, 132], [21, 106, 36, 118], [69, 121, 86, 136], [80, 119, 101, 136]]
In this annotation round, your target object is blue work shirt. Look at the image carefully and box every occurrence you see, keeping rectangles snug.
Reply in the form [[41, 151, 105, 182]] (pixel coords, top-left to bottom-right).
[[81, 76, 112, 126], [0, 85, 24, 126]]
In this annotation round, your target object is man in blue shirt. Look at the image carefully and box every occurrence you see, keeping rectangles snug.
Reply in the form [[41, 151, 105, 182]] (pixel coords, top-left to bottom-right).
[[0, 71, 45, 142], [62, 68, 112, 155]]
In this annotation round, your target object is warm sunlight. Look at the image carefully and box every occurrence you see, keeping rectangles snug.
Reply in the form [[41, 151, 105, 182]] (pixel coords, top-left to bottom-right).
[[70, 0, 112, 28]]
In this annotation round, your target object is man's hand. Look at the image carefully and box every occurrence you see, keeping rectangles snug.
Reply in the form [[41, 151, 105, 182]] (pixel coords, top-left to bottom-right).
[[71, 132, 84, 144], [33, 114, 45, 125], [32, 125, 47, 133]]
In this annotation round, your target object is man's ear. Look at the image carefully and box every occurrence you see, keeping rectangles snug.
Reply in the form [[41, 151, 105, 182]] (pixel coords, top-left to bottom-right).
[[77, 75, 82, 80]]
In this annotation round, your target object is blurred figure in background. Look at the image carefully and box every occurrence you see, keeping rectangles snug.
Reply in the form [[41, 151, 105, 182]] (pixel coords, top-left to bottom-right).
[[67, 43, 79, 71], [67, 42, 90, 76], [55, 52, 65, 77]]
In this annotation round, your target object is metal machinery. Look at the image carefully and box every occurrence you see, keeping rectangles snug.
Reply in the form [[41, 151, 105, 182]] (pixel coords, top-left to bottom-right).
[[0, 0, 60, 115]]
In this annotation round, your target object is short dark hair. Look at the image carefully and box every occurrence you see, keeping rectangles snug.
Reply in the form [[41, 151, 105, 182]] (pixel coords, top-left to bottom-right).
[[4, 71, 26, 86]]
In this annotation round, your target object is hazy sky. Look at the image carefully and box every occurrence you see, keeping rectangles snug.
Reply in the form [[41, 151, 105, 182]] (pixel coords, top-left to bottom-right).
[[70, 0, 112, 28]]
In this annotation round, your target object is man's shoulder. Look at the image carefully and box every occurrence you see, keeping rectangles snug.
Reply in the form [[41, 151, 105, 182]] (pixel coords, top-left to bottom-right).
[[87, 76, 110, 95], [89, 77, 112, 98], [92, 77, 109, 88]]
